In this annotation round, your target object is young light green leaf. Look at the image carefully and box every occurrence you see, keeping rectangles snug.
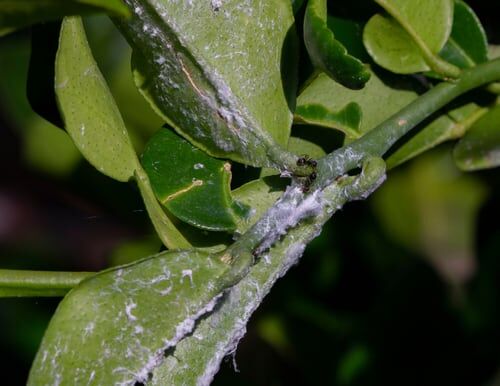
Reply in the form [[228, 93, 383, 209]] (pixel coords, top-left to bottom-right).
[[56, 16, 138, 182], [439, 0, 488, 69], [453, 104, 500, 171], [295, 71, 418, 139], [0, 0, 129, 36], [387, 103, 487, 168], [304, 0, 370, 89], [56, 17, 191, 250], [142, 128, 248, 232], [115, 0, 300, 171], [28, 249, 232, 386], [363, 0, 459, 76]]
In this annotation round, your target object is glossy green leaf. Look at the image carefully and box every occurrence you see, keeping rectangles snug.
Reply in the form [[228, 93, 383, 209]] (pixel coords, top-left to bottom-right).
[[327, 16, 370, 63], [142, 128, 247, 232], [295, 102, 362, 138], [304, 0, 370, 89], [387, 103, 487, 168], [55, 16, 138, 182], [115, 0, 299, 170], [295, 71, 418, 138], [0, 0, 129, 36], [454, 104, 500, 171], [363, 0, 458, 76], [28, 250, 231, 385], [439, 0, 488, 69]]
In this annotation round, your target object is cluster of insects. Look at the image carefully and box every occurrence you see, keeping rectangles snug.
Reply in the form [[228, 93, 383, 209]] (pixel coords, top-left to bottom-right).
[[297, 155, 318, 193]]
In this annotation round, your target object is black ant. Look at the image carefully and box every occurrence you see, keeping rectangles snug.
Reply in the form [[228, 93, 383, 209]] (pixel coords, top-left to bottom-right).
[[296, 155, 317, 168], [296, 155, 318, 193]]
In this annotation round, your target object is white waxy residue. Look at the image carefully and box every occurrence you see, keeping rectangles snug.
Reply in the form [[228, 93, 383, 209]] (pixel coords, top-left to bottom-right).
[[211, 0, 223, 10], [181, 269, 194, 286], [125, 302, 137, 322]]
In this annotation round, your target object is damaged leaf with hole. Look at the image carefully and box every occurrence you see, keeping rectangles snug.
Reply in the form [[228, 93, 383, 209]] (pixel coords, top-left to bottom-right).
[[142, 127, 249, 231]]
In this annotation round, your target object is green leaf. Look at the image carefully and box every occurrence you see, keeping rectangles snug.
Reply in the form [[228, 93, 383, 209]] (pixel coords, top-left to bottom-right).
[[260, 135, 327, 177], [56, 17, 191, 250], [115, 0, 299, 170], [439, 0, 488, 69], [288, 136, 327, 159], [28, 249, 232, 385], [235, 138, 323, 230], [233, 176, 288, 234], [0, 0, 129, 36], [135, 167, 192, 250], [387, 103, 487, 168], [142, 128, 247, 232], [363, 0, 459, 76], [327, 16, 370, 63], [144, 168, 389, 386], [304, 0, 370, 89], [453, 104, 500, 171], [55, 16, 138, 182], [295, 70, 418, 138], [295, 102, 362, 138]]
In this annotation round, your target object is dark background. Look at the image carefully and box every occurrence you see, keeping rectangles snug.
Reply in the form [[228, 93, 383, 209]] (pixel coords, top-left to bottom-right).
[[0, 1, 499, 385]]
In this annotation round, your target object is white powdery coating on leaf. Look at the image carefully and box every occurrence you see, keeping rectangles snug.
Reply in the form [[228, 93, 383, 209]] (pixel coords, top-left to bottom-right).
[[119, 0, 290, 169], [134, 293, 223, 384], [195, 241, 308, 386], [211, 0, 223, 10], [125, 302, 137, 322], [254, 186, 323, 254], [181, 269, 194, 286]]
